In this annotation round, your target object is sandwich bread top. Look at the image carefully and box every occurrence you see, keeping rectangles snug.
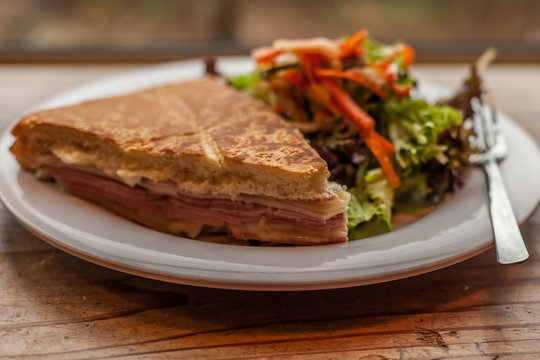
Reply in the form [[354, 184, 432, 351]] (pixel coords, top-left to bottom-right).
[[12, 77, 333, 200]]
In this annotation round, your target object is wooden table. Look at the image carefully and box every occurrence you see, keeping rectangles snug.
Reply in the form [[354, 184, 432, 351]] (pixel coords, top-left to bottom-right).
[[1, 63, 539, 359]]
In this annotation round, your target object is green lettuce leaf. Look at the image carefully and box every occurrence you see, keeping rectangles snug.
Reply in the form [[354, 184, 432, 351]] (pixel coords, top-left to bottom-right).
[[382, 98, 463, 176], [227, 72, 258, 91], [363, 38, 400, 65], [347, 168, 394, 239], [227, 71, 272, 106]]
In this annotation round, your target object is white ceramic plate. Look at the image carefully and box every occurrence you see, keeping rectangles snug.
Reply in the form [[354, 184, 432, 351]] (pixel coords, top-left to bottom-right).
[[1, 58, 539, 291]]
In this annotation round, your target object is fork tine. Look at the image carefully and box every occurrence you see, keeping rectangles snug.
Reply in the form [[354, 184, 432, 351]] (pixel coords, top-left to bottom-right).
[[481, 99, 496, 149], [472, 96, 498, 151], [485, 93, 508, 160], [471, 97, 487, 152], [485, 94, 497, 126]]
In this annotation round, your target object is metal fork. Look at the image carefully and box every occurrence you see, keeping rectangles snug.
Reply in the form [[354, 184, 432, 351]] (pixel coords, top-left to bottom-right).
[[470, 96, 529, 264]]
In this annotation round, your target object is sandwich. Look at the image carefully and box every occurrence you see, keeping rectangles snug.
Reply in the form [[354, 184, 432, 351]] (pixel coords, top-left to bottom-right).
[[10, 76, 350, 245]]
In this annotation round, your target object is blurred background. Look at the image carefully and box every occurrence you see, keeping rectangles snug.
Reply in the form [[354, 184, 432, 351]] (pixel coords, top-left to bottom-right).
[[1, 0, 539, 62]]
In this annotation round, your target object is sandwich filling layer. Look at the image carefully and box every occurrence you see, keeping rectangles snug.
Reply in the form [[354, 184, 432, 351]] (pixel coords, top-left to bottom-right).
[[40, 165, 350, 244]]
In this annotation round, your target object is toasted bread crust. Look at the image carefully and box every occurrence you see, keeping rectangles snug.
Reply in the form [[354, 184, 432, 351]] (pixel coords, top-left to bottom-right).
[[11, 77, 331, 200]]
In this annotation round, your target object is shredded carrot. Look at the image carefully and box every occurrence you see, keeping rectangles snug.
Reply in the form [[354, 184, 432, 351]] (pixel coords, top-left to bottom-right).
[[272, 104, 284, 114], [313, 111, 326, 124], [324, 98, 341, 116], [385, 64, 412, 99], [374, 44, 415, 71], [314, 68, 389, 99], [252, 47, 282, 64], [298, 55, 340, 115], [297, 52, 328, 66], [321, 78, 401, 188], [390, 81, 411, 99], [364, 135, 401, 188], [339, 29, 368, 58], [371, 131, 395, 153], [397, 44, 415, 67], [283, 69, 307, 89], [322, 79, 374, 132]]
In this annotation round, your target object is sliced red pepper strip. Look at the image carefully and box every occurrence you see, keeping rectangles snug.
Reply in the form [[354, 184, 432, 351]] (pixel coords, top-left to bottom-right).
[[321, 78, 400, 188], [251, 47, 282, 64], [339, 29, 367, 58], [315, 68, 389, 99]]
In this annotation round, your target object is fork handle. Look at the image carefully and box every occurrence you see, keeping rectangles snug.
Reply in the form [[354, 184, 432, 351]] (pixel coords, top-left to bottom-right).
[[482, 158, 529, 264]]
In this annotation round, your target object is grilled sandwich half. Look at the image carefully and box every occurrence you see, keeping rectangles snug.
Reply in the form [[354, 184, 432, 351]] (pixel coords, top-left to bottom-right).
[[11, 76, 350, 244]]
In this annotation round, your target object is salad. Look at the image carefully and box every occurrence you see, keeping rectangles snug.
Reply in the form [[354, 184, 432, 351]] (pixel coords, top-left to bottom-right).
[[225, 30, 485, 239]]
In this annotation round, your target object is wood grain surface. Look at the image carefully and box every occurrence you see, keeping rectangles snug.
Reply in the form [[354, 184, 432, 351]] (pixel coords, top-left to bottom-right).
[[1, 63, 539, 359]]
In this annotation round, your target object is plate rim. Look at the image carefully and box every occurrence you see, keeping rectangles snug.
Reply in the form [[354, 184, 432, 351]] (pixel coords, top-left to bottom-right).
[[1, 57, 539, 291]]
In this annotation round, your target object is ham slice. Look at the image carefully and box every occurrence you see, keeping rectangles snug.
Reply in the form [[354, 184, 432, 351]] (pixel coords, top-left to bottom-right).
[[42, 165, 349, 244]]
